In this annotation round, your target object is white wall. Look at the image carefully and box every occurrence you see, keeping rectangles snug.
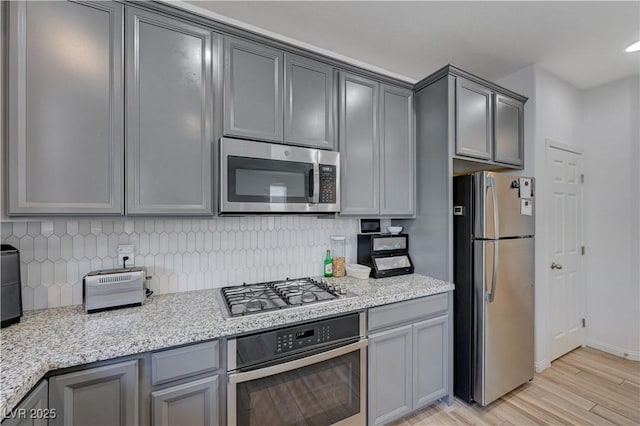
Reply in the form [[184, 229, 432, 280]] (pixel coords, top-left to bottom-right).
[[534, 67, 585, 369], [582, 75, 640, 359], [498, 65, 640, 366], [498, 65, 585, 371]]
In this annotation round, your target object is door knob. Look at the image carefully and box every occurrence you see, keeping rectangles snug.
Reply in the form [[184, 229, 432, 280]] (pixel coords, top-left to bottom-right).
[[550, 262, 563, 270]]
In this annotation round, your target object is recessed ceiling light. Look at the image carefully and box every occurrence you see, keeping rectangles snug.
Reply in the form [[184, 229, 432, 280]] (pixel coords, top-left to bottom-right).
[[625, 40, 640, 52]]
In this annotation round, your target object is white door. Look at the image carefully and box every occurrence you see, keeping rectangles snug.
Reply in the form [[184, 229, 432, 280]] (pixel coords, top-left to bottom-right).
[[547, 144, 585, 361]]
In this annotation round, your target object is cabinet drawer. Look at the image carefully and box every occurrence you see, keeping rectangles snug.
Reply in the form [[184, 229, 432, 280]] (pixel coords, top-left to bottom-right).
[[152, 340, 219, 386], [368, 294, 448, 332]]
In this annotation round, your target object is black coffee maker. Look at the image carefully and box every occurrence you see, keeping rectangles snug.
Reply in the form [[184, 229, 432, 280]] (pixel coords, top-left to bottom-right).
[[357, 234, 414, 278], [1, 245, 23, 327]]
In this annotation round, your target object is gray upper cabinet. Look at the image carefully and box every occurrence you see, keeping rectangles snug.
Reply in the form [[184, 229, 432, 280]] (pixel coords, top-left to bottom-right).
[[152, 376, 219, 426], [339, 72, 379, 216], [379, 85, 415, 217], [455, 77, 493, 160], [126, 8, 215, 215], [7, 1, 124, 215], [368, 325, 413, 426], [413, 315, 449, 409], [49, 360, 139, 426], [284, 54, 335, 149], [224, 37, 283, 143], [494, 94, 524, 166], [2, 381, 48, 426]]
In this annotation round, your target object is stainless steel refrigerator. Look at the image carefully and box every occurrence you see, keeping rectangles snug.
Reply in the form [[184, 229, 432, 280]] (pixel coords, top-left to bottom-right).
[[453, 171, 535, 406]]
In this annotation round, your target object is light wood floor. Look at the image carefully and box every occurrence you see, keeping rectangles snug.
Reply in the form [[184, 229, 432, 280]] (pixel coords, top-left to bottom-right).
[[389, 347, 640, 425]]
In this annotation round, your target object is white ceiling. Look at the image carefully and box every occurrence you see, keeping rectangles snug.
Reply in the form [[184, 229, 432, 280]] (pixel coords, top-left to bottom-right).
[[179, 1, 640, 89]]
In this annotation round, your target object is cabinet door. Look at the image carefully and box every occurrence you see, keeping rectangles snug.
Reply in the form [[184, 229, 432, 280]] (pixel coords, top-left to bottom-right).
[[284, 53, 335, 149], [7, 1, 123, 215], [152, 376, 219, 426], [368, 325, 412, 426], [455, 77, 493, 160], [2, 381, 48, 426], [413, 315, 449, 409], [379, 85, 415, 217], [494, 94, 524, 167], [339, 72, 379, 216], [224, 37, 283, 142], [49, 360, 138, 426], [126, 8, 214, 215]]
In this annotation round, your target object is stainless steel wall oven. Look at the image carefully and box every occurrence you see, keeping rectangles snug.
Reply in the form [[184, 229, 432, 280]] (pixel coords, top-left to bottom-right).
[[227, 312, 367, 425]]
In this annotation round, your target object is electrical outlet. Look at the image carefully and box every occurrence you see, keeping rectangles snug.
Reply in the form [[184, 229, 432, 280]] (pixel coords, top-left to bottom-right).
[[117, 245, 135, 267]]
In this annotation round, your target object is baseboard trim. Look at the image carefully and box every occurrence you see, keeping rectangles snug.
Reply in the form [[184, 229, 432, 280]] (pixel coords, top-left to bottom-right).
[[586, 339, 640, 361], [534, 359, 551, 372]]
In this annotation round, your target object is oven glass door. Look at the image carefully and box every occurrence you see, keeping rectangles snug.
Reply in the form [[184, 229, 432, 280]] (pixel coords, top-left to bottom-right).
[[229, 340, 367, 426], [228, 156, 314, 204]]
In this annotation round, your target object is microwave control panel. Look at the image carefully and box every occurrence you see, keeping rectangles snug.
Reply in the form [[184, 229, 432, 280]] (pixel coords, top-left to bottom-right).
[[319, 165, 337, 204]]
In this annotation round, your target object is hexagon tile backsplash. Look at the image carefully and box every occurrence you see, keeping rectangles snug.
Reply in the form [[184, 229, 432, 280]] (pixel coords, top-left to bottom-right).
[[1, 217, 359, 310]]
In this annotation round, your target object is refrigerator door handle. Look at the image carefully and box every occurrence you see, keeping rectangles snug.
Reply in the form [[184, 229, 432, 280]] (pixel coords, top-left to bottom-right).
[[487, 240, 498, 302], [487, 175, 500, 239]]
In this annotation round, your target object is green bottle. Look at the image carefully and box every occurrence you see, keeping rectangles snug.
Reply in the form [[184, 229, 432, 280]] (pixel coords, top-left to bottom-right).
[[323, 249, 333, 277]]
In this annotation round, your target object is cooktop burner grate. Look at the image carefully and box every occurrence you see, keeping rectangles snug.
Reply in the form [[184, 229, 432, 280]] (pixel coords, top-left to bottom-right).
[[220, 277, 344, 317]]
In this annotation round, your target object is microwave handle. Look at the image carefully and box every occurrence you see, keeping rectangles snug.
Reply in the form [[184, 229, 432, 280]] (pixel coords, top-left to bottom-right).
[[311, 163, 320, 204]]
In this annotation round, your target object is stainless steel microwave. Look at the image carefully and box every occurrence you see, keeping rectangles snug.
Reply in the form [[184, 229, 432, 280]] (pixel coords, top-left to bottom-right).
[[220, 138, 340, 214]]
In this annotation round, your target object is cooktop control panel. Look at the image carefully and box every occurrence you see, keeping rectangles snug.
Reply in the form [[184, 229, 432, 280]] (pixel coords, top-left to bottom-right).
[[319, 165, 337, 204]]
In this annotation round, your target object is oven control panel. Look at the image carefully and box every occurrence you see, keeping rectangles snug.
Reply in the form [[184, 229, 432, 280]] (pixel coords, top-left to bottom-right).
[[319, 165, 336, 204], [234, 312, 361, 369], [277, 325, 332, 353]]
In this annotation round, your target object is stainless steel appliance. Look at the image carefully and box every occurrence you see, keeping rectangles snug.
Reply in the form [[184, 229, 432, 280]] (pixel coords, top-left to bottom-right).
[[453, 171, 535, 406], [227, 312, 367, 426], [83, 267, 149, 313], [219, 277, 349, 318], [1, 245, 23, 327], [357, 233, 414, 278], [220, 138, 340, 214]]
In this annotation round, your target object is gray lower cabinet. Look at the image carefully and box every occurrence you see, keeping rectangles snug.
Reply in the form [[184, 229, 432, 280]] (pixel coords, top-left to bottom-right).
[[412, 316, 449, 408], [7, 0, 124, 215], [152, 376, 219, 426], [224, 37, 283, 143], [2, 381, 48, 426], [49, 360, 139, 426], [494, 94, 524, 166], [379, 85, 415, 217], [368, 325, 413, 426], [455, 77, 493, 160], [368, 294, 451, 425], [126, 8, 215, 215], [284, 53, 335, 149], [339, 72, 380, 216], [368, 316, 449, 425]]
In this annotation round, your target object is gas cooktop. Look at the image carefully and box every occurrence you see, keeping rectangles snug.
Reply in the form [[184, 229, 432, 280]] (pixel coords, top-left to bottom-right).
[[219, 277, 350, 318]]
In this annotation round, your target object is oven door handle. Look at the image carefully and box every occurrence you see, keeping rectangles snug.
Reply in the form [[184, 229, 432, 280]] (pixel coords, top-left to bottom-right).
[[228, 339, 368, 385]]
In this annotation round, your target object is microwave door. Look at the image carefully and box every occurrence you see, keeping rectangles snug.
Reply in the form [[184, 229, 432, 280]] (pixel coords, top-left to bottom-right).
[[220, 138, 319, 213]]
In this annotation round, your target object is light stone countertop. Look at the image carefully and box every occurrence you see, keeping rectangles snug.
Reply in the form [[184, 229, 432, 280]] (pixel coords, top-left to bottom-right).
[[0, 273, 453, 414]]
